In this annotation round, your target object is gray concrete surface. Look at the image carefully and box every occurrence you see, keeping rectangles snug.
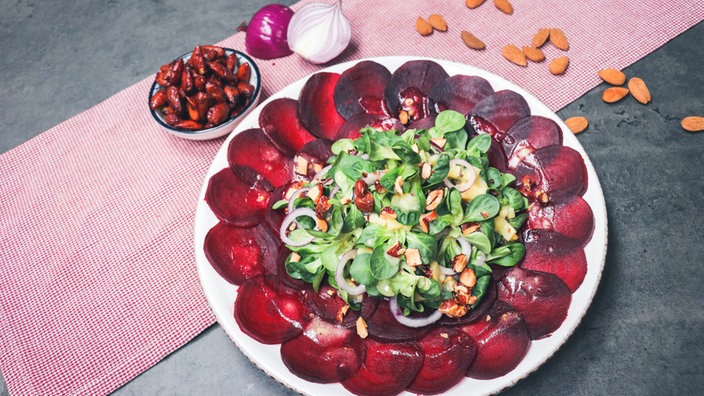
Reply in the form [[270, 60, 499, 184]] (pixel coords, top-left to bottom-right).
[[1, 0, 703, 395]]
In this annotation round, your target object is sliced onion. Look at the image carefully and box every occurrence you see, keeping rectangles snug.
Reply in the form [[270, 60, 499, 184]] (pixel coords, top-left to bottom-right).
[[389, 297, 443, 328], [443, 158, 476, 192], [335, 249, 366, 296], [328, 185, 340, 199], [287, 187, 310, 214], [457, 237, 473, 257], [279, 207, 317, 246], [475, 251, 487, 267], [313, 164, 332, 181], [439, 265, 456, 276]]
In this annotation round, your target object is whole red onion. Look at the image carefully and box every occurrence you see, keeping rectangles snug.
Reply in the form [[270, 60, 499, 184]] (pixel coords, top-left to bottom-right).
[[245, 4, 294, 60]]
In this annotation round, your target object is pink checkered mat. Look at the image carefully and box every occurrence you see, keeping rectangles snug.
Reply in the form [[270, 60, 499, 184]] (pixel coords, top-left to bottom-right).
[[1, 0, 701, 394]]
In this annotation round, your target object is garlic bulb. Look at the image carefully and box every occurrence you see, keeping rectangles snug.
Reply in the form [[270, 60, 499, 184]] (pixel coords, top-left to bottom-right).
[[287, 1, 351, 64]]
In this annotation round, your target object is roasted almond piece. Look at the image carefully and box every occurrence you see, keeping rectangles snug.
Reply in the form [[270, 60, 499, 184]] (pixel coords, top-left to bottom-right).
[[549, 28, 570, 50], [532, 28, 550, 48], [522, 46, 545, 62], [466, 0, 486, 8], [416, 17, 433, 36], [602, 87, 630, 103], [428, 14, 448, 32], [494, 0, 514, 14], [549, 56, 570, 75], [681, 116, 704, 132], [502, 44, 527, 66], [461, 30, 486, 50], [627, 77, 651, 104], [564, 116, 589, 134], [598, 68, 627, 85]]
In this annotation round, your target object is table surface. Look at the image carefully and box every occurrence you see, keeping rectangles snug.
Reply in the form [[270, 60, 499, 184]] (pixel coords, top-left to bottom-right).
[[2, 1, 703, 395]]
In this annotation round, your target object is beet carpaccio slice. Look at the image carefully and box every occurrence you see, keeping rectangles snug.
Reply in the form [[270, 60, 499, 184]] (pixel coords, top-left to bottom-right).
[[201, 58, 599, 394]]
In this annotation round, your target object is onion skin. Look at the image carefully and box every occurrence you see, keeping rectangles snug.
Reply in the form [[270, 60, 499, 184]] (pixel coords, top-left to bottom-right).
[[245, 4, 294, 60]]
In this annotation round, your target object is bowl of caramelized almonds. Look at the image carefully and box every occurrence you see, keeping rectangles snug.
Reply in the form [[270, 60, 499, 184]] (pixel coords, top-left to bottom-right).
[[148, 45, 261, 140]]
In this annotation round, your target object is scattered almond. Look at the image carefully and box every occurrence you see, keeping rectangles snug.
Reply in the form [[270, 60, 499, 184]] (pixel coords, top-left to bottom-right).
[[681, 116, 704, 132], [466, 0, 486, 8], [502, 44, 527, 66], [461, 30, 486, 50], [602, 87, 630, 103], [532, 28, 550, 48], [598, 68, 627, 85], [549, 56, 570, 75], [549, 28, 570, 50], [522, 46, 545, 62], [627, 77, 651, 104], [564, 116, 589, 134], [416, 17, 433, 36], [494, 0, 514, 15], [428, 14, 448, 32]]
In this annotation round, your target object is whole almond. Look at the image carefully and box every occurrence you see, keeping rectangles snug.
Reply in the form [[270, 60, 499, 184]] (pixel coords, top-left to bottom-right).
[[602, 87, 630, 103], [494, 0, 514, 15], [532, 28, 550, 48], [681, 116, 704, 132], [549, 28, 570, 50], [466, 0, 486, 9], [564, 116, 589, 134], [416, 17, 433, 36], [627, 77, 651, 104], [522, 46, 545, 62], [598, 68, 627, 85], [549, 56, 570, 75], [502, 44, 527, 66], [428, 14, 448, 32], [461, 31, 486, 50]]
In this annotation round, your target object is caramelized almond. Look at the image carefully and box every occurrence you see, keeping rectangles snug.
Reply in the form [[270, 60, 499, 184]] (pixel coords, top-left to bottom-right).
[[602, 87, 630, 103], [466, 0, 486, 8]]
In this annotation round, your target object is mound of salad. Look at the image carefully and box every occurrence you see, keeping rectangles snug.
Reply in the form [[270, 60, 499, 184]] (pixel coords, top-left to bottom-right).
[[275, 110, 529, 326]]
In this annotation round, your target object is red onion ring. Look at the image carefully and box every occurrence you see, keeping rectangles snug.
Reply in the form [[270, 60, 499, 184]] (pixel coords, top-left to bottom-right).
[[335, 249, 366, 296], [279, 207, 317, 246], [443, 158, 476, 192], [389, 297, 443, 328]]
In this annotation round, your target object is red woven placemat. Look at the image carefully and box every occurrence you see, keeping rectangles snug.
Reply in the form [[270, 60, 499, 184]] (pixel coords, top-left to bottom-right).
[[1, 0, 701, 394]]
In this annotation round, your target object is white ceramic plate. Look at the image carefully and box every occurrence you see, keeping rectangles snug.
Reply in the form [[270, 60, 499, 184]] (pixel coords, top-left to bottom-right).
[[194, 56, 608, 395]]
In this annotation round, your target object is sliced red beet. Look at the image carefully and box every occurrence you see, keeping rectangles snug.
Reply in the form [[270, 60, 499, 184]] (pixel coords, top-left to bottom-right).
[[293, 139, 334, 180], [527, 195, 595, 247], [496, 266, 572, 339], [335, 113, 404, 140], [234, 275, 310, 344], [462, 301, 531, 379], [334, 60, 392, 119], [203, 222, 280, 285], [407, 115, 436, 130], [439, 280, 497, 327], [258, 98, 316, 155], [205, 167, 272, 227], [306, 284, 379, 329], [513, 144, 588, 203], [428, 74, 494, 115], [280, 316, 363, 383], [384, 60, 449, 122], [519, 228, 588, 292], [366, 298, 433, 342], [228, 128, 293, 188], [341, 338, 423, 396], [263, 184, 287, 236], [487, 139, 509, 172], [503, 116, 563, 169], [407, 327, 477, 394], [471, 90, 531, 135], [298, 72, 346, 140]]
